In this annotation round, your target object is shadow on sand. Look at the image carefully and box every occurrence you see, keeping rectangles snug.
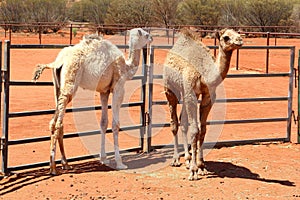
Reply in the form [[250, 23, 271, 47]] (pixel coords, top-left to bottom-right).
[[204, 161, 295, 187], [0, 149, 295, 196]]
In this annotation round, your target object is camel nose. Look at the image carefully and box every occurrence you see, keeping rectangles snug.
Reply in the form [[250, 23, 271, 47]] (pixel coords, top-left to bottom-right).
[[236, 38, 243, 46]]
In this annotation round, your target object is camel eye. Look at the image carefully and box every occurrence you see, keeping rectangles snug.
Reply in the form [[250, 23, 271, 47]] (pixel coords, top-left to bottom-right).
[[223, 36, 230, 42]]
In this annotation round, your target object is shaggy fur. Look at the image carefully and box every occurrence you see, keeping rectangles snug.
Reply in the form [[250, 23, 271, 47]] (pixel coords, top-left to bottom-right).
[[33, 28, 152, 175], [164, 28, 243, 180]]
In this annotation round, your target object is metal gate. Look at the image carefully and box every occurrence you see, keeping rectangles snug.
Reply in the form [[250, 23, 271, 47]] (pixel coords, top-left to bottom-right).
[[146, 45, 296, 151], [0, 42, 296, 176], [0, 41, 148, 175]]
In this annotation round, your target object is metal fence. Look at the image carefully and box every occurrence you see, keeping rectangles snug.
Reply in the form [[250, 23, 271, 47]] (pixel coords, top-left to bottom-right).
[[146, 45, 295, 151], [0, 42, 148, 175], [0, 42, 296, 176]]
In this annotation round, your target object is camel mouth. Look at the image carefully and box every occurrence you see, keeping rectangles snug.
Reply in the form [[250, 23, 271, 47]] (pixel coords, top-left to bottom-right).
[[148, 36, 153, 43], [234, 42, 243, 48]]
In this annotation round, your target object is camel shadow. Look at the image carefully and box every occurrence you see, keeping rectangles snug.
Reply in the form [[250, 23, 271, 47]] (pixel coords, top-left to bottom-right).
[[0, 149, 172, 196], [205, 161, 295, 187], [0, 160, 114, 196]]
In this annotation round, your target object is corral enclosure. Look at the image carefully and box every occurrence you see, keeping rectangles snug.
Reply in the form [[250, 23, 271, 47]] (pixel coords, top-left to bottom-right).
[[0, 28, 300, 199]]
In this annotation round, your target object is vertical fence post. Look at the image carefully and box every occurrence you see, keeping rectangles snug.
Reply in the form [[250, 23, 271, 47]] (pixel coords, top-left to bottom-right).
[[214, 31, 217, 57], [286, 47, 295, 142], [9, 25, 12, 42], [298, 49, 300, 143], [0, 41, 2, 175], [140, 46, 148, 150], [266, 32, 270, 73], [69, 23, 73, 45], [172, 28, 175, 46], [146, 46, 154, 153], [38, 24, 42, 45], [1, 41, 10, 175], [236, 31, 240, 70], [0, 41, 2, 120]]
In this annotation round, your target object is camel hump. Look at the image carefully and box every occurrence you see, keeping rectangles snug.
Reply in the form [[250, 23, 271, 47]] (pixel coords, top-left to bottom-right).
[[180, 28, 202, 42], [169, 29, 215, 71]]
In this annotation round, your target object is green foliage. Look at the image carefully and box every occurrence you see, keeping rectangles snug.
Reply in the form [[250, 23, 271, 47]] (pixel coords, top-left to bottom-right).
[[0, 0, 299, 33], [218, 0, 246, 26], [176, 0, 220, 26], [68, 0, 110, 24], [242, 0, 294, 31], [105, 0, 153, 25], [151, 0, 182, 27], [0, 0, 68, 32]]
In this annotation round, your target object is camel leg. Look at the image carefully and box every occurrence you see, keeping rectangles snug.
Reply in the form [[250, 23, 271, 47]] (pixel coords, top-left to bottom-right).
[[183, 89, 199, 181], [49, 94, 72, 175], [180, 103, 191, 168], [197, 92, 215, 176], [57, 125, 71, 170], [99, 91, 110, 165], [165, 88, 181, 167], [112, 84, 128, 170]]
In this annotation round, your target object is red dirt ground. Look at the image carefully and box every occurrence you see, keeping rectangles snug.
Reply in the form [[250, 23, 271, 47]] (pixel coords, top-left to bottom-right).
[[0, 31, 300, 199]]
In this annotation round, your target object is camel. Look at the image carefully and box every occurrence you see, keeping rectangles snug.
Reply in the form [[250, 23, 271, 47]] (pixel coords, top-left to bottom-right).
[[163, 28, 243, 180], [32, 28, 153, 175]]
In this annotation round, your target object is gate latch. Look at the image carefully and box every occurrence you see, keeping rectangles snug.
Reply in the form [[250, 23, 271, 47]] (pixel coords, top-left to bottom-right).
[[0, 137, 6, 151]]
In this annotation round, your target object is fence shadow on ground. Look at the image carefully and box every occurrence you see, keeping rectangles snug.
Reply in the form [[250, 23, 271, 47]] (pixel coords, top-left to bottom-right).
[[0, 150, 295, 196]]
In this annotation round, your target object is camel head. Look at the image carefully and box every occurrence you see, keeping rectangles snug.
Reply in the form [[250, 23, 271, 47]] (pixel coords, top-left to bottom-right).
[[216, 29, 243, 52], [128, 28, 153, 50]]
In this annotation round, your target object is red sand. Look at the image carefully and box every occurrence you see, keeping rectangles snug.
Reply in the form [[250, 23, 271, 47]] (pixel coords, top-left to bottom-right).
[[0, 32, 300, 199]]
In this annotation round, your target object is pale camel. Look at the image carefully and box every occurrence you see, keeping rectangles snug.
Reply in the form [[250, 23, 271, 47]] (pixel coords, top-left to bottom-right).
[[163, 28, 243, 180], [32, 28, 153, 175]]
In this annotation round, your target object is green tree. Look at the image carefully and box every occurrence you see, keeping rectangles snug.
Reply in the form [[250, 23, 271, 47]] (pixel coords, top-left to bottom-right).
[[69, 0, 110, 24], [176, 0, 220, 27], [0, 0, 26, 23], [85, 0, 110, 24], [105, 0, 153, 26], [218, 0, 246, 26], [242, 0, 294, 32], [151, 0, 182, 28]]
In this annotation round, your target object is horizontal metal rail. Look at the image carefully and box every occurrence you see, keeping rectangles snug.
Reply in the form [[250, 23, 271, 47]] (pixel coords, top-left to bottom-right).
[[9, 101, 144, 118], [147, 45, 295, 153], [153, 73, 290, 80], [152, 97, 289, 105], [8, 124, 144, 145], [1, 42, 147, 175], [151, 117, 288, 128]]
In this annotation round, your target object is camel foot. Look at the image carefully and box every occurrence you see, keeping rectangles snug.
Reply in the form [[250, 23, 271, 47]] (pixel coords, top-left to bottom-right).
[[99, 155, 109, 166], [49, 168, 58, 176], [185, 160, 190, 169], [188, 171, 199, 181], [116, 162, 128, 170], [170, 158, 181, 167], [197, 167, 208, 176], [62, 163, 71, 170]]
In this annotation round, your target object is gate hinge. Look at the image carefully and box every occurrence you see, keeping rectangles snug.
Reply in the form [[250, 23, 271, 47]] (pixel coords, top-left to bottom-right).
[[144, 112, 151, 126], [294, 68, 298, 88], [0, 137, 6, 151], [0, 137, 7, 151], [292, 110, 298, 125]]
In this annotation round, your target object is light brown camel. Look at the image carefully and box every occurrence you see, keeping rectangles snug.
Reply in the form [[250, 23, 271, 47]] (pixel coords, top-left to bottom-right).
[[32, 28, 152, 175], [163, 28, 243, 180]]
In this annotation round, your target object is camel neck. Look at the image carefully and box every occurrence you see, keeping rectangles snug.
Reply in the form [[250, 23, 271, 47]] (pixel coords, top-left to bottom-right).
[[127, 48, 141, 67], [216, 46, 233, 80]]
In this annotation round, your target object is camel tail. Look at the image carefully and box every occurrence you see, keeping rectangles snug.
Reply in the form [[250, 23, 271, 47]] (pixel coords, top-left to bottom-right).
[[32, 64, 53, 82]]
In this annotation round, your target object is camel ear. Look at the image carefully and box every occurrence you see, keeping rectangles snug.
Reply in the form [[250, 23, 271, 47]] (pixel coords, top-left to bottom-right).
[[215, 30, 221, 41], [216, 29, 227, 41], [138, 29, 142, 36]]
